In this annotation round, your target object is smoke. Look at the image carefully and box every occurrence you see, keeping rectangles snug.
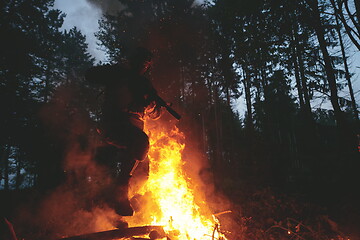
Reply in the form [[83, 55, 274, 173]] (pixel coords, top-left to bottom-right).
[[12, 82, 125, 239], [85, 0, 125, 15]]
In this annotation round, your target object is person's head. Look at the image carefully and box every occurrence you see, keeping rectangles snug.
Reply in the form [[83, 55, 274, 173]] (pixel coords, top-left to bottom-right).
[[128, 47, 153, 74]]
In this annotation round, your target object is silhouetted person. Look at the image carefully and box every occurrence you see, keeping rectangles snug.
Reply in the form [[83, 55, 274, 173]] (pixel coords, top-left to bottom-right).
[[85, 47, 160, 216]]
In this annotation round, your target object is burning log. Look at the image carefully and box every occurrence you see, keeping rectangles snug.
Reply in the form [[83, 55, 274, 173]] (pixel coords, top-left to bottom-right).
[[58, 226, 165, 240]]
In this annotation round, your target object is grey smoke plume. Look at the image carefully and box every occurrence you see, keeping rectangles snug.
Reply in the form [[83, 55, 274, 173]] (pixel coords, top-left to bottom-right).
[[86, 0, 125, 15]]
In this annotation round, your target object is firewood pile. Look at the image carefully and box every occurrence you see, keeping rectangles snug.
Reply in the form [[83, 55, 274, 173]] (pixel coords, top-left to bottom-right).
[[57, 226, 166, 240]]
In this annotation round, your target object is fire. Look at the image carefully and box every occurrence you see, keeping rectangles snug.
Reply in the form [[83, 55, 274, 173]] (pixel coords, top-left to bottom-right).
[[126, 120, 226, 240]]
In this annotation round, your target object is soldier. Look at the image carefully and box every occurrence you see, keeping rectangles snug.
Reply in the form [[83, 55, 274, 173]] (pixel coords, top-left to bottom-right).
[[85, 47, 161, 216]]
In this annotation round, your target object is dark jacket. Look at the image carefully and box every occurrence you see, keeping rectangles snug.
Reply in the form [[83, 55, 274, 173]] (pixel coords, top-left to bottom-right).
[[85, 63, 157, 129]]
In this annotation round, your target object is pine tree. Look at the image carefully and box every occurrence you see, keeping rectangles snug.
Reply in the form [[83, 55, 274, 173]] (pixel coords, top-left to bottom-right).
[[0, 1, 96, 189]]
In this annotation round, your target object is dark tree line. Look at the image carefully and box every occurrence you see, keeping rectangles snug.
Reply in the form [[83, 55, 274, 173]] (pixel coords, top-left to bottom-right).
[[0, 0, 359, 207], [0, 0, 95, 191], [94, 0, 359, 190]]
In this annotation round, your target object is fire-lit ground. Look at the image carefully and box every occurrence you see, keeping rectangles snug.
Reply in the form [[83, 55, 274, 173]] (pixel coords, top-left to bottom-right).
[[7, 117, 355, 240], [124, 119, 227, 240]]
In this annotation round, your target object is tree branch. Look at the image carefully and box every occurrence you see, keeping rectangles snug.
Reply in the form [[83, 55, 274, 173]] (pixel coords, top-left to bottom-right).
[[330, 0, 360, 51], [343, 0, 360, 34]]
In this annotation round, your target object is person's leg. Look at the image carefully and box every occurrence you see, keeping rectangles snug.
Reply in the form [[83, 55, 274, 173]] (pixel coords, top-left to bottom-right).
[[111, 127, 150, 216], [94, 124, 150, 216], [128, 128, 149, 161], [91, 144, 132, 216]]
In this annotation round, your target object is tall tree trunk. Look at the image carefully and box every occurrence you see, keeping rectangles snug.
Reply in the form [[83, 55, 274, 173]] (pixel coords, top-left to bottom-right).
[[294, 27, 313, 121], [291, 36, 305, 109], [206, 78, 213, 105], [355, 0, 360, 25], [243, 70, 253, 130], [307, 0, 345, 129], [201, 109, 207, 153], [213, 86, 224, 183], [254, 72, 261, 105], [191, 67, 196, 105], [260, 65, 268, 101], [334, 10, 359, 123], [15, 151, 22, 190], [220, 42, 233, 107], [226, 86, 231, 106], [291, 9, 311, 118], [44, 60, 52, 103], [176, 61, 184, 107], [179, 65, 186, 105], [2, 145, 10, 190]]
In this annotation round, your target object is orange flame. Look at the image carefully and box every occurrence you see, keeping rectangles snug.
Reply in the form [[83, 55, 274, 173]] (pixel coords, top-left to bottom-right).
[[126, 120, 226, 240]]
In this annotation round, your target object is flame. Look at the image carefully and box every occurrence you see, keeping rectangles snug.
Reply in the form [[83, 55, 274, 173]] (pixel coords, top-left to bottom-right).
[[126, 120, 226, 240]]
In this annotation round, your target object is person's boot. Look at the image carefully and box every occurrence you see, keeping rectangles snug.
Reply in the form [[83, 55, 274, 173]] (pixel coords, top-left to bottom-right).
[[112, 177, 134, 216], [113, 198, 134, 216], [114, 219, 129, 229]]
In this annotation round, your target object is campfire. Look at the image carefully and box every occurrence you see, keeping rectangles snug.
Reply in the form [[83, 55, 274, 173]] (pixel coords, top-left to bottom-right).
[[124, 119, 227, 240], [58, 119, 228, 240]]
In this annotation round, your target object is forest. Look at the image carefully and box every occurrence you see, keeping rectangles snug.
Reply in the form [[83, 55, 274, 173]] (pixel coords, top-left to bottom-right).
[[0, 0, 359, 239]]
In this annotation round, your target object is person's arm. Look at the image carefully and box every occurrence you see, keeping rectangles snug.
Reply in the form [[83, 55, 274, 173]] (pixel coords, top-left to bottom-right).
[[143, 78, 181, 120]]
